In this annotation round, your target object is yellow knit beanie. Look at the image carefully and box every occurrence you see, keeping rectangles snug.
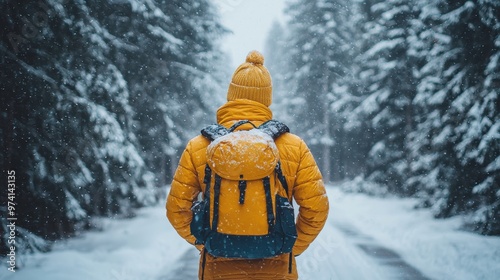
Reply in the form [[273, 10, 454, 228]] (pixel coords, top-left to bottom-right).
[[227, 50, 272, 106]]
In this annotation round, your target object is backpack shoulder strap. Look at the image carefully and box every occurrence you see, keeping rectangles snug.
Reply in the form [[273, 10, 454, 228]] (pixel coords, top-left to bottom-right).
[[201, 120, 260, 141], [275, 161, 290, 199], [258, 120, 290, 139], [202, 120, 289, 141], [201, 124, 229, 141], [259, 120, 291, 199]]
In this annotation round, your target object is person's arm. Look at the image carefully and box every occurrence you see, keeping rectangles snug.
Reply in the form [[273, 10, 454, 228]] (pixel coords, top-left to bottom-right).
[[292, 140, 329, 256], [166, 141, 203, 250]]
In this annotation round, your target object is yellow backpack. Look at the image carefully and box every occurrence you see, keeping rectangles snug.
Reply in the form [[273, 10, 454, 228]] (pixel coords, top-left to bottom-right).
[[191, 120, 297, 259]]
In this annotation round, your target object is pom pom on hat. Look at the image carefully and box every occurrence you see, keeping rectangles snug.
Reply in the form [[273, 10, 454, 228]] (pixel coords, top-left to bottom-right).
[[227, 50, 272, 106], [246, 50, 264, 65]]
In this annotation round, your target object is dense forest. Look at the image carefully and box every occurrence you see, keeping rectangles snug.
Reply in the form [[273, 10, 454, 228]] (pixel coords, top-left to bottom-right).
[[1, 0, 228, 256], [1, 0, 499, 261], [265, 0, 499, 235]]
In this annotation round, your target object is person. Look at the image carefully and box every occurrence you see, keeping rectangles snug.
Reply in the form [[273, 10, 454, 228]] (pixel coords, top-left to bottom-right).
[[166, 50, 329, 279]]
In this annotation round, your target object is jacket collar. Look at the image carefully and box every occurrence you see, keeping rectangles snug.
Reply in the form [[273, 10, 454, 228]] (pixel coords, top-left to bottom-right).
[[216, 99, 273, 128]]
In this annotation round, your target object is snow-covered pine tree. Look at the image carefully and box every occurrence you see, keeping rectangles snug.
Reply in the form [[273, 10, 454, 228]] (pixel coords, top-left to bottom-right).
[[348, 0, 419, 195], [0, 0, 156, 257], [333, 0, 387, 183], [271, 0, 499, 235], [283, 0, 357, 182], [467, 0, 500, 235], [91, 0, 228, 187], [0, 0, 226, 257], [264, 21, 292, 124], [408, 0, 500, 234]]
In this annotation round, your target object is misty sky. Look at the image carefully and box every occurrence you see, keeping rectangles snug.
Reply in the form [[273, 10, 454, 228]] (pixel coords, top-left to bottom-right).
[[215, 0, 286, 68]]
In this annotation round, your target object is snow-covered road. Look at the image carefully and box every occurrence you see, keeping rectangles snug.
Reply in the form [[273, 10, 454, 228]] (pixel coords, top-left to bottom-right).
[[299, 217, 431, 280], [2, 186, 500, 280], [155, 214, 431, 280]]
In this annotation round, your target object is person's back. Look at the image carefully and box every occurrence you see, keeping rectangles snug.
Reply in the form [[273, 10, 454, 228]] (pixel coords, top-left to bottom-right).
[[166, 51, 329, 279]]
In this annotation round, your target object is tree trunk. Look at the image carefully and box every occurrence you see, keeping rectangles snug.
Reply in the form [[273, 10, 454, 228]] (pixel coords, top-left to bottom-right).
[[322, 80, 331, 184]]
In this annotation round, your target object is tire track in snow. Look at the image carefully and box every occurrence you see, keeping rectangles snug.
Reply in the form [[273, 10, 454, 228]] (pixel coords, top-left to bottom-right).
[[297, 218, 389, 280], [334, 222, 431, 280], [158, 222, 430, 280]]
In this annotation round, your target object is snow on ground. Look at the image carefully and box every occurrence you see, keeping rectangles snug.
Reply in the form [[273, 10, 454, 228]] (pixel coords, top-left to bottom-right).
[[324, 187, 500, 280], [2, 185, 500, 280], [0, 200, 192, 280]]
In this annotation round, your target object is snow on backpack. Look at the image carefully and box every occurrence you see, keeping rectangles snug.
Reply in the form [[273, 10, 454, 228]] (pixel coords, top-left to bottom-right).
[[191, 120, 297, 259]]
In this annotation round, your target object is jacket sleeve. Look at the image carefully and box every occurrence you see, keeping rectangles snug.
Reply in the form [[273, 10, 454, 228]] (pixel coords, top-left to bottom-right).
[[292, 140, 329, 256], [166, 141, 203, 249]]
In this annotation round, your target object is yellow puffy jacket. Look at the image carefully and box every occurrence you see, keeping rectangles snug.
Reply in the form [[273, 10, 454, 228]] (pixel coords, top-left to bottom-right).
[[166, 99, 329, 280]]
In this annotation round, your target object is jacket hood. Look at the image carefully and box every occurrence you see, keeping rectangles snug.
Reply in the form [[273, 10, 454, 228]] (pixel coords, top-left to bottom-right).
[[216, 99, 273, 128]]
